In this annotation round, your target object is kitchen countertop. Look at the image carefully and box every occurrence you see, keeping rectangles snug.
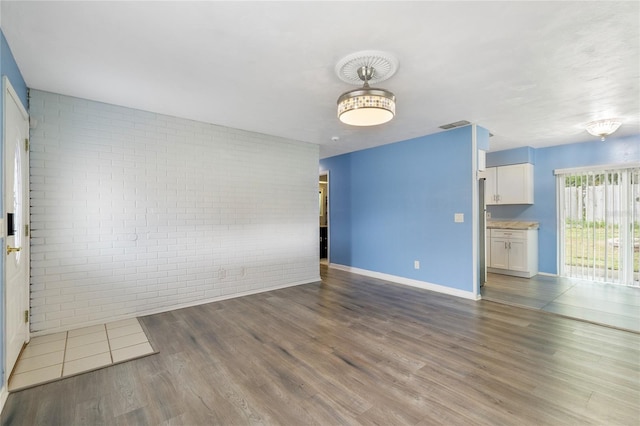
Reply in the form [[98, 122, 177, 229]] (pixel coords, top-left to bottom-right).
[[487, 220, 539, 230]]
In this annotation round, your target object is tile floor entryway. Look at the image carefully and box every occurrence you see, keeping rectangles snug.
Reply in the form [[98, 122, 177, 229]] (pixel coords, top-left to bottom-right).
[[482, 273, 640, 333], [9, 318, 156, 392]]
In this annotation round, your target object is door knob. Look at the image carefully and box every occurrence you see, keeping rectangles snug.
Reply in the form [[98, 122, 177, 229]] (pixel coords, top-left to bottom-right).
[[7, 246, 21, 255]]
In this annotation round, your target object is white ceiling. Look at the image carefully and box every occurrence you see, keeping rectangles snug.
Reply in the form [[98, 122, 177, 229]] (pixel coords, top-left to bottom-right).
[[2, 1, 639, 159]]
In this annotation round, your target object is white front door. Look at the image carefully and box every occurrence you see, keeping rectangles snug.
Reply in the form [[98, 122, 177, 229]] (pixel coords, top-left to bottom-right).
[[3, 76, 30, 379]]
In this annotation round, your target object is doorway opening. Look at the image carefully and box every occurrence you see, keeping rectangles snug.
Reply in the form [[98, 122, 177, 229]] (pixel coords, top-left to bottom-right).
[[319, 173, 329, 265]]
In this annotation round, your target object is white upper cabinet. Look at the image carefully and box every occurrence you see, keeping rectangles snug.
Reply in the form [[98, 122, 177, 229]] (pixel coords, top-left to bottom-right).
[[485, 163, 534, 205], [484, 167, 498, 203]]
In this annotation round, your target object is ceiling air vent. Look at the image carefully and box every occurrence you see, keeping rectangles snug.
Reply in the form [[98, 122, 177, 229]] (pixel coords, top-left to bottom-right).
[[439, 120, 471, 130]]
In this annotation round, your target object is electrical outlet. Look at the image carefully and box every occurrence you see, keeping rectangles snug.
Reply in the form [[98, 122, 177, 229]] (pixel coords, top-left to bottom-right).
[[414, 260, 420, 269], [487, 212, 491, 219]]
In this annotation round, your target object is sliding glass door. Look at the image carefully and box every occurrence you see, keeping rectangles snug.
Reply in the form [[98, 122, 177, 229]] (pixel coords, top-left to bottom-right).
[[557, 164, 639, 287]]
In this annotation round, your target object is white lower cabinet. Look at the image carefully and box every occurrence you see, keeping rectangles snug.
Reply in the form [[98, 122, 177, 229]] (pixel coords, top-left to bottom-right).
[[488, 229, 538, 278]]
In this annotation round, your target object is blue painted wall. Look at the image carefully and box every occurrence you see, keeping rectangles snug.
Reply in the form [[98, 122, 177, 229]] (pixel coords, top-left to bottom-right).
[[477, 126, 490, 151], [0, 28, 29, 389], [1, 32, 28, 111], [488, 135, 640, 274], [486, 146, 535, 167], [321, 126, 480, 292]]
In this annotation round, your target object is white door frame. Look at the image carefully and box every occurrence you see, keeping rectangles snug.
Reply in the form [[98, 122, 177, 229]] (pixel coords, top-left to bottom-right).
[[319, 171, 329, 264], [2, 76, 30, 390]]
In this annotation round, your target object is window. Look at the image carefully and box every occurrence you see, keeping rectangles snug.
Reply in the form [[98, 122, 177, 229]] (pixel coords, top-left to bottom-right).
[[556, 164, 639, 286]]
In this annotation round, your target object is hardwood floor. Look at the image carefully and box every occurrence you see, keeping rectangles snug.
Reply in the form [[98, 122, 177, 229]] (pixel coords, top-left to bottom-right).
[[482, 273, 640, 333], [3, 265, 639, 425]]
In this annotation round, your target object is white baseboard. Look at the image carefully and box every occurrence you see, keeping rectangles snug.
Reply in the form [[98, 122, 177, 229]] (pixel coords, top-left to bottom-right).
[[536, 272, 558, 277], [30, 277, 321, 337], [136, 277, 322, 319], [487, 267, 537, 278], [330, 264, 480, 300], [0, 385, 8, 416]]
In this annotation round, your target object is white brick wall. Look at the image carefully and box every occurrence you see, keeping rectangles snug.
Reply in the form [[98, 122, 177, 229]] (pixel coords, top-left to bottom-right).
[[29, 90, 320, 333]]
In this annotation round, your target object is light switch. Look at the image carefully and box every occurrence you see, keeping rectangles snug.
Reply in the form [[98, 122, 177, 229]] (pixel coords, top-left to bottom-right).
[[454, 213, 464, 223]]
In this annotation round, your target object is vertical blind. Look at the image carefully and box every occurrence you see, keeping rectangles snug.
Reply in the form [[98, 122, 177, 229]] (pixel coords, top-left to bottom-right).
[[556, 165, 639, 286]]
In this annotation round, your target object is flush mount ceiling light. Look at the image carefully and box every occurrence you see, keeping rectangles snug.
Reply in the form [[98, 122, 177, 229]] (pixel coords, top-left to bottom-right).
[[586, 119, 622, 141], [335, 51, 398, 126]]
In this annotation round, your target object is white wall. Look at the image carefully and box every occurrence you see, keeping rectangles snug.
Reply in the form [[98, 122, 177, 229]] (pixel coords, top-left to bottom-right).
[[29, 90, 320, 333]]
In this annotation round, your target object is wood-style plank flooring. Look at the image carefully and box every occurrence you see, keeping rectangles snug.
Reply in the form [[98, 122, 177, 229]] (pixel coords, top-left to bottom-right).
[[3, 265, 639, 425], [482, 273, 640, 333]]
